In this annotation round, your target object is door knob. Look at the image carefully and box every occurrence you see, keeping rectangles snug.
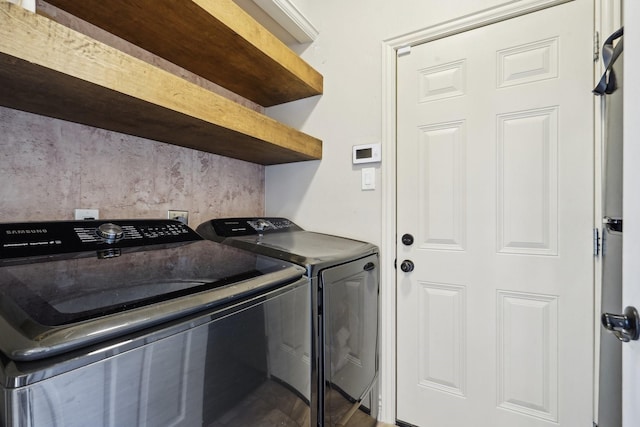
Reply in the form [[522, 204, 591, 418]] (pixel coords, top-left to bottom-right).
[[601, 306, 640, 342], [401, 233, 414, 246], [400, 260, 414, 272]]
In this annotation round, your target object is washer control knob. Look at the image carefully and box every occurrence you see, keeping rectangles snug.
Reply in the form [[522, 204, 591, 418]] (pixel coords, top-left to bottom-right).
[[255, 219, 270, 232], [97, 223, 124, 243]]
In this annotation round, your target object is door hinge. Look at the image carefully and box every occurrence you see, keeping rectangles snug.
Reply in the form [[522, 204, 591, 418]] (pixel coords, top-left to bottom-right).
[[594, 31, 600, 62], [593, 227, 600, 256]]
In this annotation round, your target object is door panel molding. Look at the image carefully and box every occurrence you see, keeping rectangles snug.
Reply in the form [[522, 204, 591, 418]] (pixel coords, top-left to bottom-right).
[[496, 107, 558, 256], [418, 281, 467, 396], [496, 291, 559, 421], [418, 121, 467, 251]]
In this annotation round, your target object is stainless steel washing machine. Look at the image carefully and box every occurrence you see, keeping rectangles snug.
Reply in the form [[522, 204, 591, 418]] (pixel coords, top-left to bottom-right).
[[0, 219, 311, 427], [197, 217, 380, 427]]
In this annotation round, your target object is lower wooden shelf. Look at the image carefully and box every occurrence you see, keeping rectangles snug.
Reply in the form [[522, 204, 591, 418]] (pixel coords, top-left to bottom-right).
[[0, 2, 322, 165]]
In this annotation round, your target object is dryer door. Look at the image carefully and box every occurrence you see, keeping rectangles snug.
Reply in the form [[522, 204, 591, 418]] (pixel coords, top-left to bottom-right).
[[320, 254, 379, 425]]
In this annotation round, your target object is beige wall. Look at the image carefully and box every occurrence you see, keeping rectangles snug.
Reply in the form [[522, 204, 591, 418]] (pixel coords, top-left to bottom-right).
[[0, 106, 265, 226]]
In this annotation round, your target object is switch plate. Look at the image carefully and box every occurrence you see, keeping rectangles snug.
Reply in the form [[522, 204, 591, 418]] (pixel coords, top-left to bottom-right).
[[361, 167, 375, 190], [168, 210, 189, 224], [74, 209, 99, 220]]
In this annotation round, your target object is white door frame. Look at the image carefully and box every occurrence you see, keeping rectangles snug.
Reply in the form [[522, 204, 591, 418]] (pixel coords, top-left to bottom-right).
[[379, 0, 592, 422]]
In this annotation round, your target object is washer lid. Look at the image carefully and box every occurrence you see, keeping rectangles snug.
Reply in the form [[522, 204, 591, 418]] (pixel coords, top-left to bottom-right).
[[0, 219, 305, 361], [197, 218, 378, 270]]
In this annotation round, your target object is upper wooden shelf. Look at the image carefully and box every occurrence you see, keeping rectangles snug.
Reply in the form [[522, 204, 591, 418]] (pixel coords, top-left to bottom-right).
[[0, 2, 322, 165], [44, 0, 323, 107]]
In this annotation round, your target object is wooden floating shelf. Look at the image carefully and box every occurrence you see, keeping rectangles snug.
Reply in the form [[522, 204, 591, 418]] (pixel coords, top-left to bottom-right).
[[0, 2, 322, 165], [44, 0, 323, 107]]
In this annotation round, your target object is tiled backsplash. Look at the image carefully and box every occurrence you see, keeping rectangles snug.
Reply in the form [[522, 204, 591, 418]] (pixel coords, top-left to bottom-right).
[[0, 107, 265, 226]]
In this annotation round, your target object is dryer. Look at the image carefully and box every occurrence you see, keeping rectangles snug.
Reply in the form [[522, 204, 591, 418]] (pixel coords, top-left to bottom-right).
[[197, 217, 380, 427]]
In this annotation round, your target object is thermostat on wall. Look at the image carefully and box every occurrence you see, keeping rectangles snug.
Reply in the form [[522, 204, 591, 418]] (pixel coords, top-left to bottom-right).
[[352, 143, 381, 164]]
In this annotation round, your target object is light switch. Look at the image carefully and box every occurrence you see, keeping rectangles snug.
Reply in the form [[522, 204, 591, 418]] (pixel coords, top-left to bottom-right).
[[361, 167, 375, 190]]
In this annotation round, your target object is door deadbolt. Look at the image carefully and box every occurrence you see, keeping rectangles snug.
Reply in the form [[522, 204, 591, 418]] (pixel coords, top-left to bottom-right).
[[401, 233, 414, 246], [601, 306, 640, 342]]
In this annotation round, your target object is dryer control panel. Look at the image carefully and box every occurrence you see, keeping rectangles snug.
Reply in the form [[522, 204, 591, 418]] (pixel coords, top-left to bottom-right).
[[201, 217, 303, 238]]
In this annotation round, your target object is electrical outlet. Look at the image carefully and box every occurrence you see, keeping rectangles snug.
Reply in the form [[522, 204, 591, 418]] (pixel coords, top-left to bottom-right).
[[168, 210, 189, 224], [75, 208, 99, 220]]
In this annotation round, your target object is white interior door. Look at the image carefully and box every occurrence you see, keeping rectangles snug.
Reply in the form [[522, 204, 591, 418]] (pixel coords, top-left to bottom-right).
[[396, 2, 595, 426]]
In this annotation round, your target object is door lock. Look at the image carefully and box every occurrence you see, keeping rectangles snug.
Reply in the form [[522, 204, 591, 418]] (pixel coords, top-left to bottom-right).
[[601, 306, 640, 342], [401, 233, 414, 246], [400, 260, 415, 273]]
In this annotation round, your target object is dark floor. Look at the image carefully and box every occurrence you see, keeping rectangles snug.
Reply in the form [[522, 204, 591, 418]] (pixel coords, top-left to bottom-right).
[[206, 379, 391, 427]]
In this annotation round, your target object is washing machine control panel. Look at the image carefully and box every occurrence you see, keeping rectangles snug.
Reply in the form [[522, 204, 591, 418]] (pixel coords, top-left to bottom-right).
[[0, 219, 201, 260], [204, 217, 303, 238]]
